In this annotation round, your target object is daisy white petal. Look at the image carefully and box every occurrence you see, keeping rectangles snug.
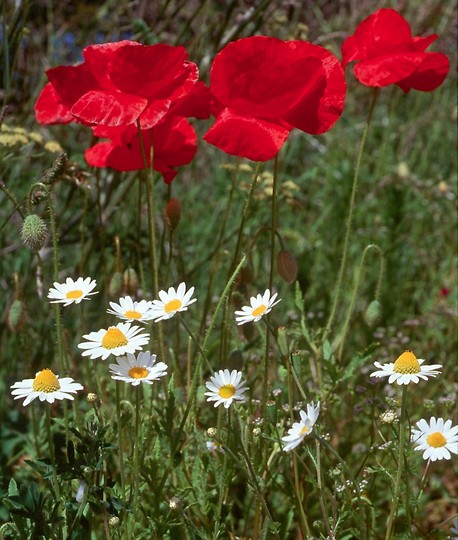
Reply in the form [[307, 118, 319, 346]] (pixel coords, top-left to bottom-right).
[[411, 416, 458, 461], [234, 289, 281, 325], [107, 296, 155, 323], [370, 350, 442, 385], [78, 322, 149, 360], [148, 282, 196, 322], [47, 277, 98, 306], [109, 351, 167, 386], [282, 401, 320, 452], [204, 369, 248, 409], [11, 368, 83, 406]]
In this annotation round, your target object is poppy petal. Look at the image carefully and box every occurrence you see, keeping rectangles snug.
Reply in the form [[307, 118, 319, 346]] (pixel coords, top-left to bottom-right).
[[35, 82, 74, 124], [71, 90, 147, 126], [396, 52, 449, 92], [46, 63, 98, 110], [353, 52, 425, 87], [203, 108, 290, 161]]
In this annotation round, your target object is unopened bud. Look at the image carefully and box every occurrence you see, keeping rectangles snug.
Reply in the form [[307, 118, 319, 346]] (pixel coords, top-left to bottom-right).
[[276, 326, 289, 356], [396, 162, 409, 179], [169, 496, 181, 510], [277, 249, 298, 284], [364, 300, 382, 327], [207, 427, 217, 438], [109, 271, 123, 297], [164, 198, 181, 231], [21, 214, 47, 250], [108, 516, 120, 527], [123, 268, 139, 295], [44, 152, 68, 184], [6, 298, 27, 331], [252, 427, 261, 436], [379, 410, 397, 424], [86, 393, 97, 403]]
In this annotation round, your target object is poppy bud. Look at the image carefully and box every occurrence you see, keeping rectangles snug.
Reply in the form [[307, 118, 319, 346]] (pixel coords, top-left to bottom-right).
[[21, 214, 47, 250], [364, 300, 382, 327], [6, 298, 27, 331], [277, 249, 298, 284], [123, 268, 139, 295], [164, 198, 181, 231], [109, 271, 123, 297], [44, 152, 68, 185]]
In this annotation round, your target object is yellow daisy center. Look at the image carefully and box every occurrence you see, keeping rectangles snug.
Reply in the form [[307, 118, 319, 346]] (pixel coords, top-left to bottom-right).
[[426, 432, 447, 448], [32, 369, 60, 393], [128, 367, 149, 379], [393, 351, 421, 374], [66, 289, 83, 300], [252, 304, 267, 317], [300, 425, 310, 435], [102, 327, 128, 349], [124, 310, 142, 319], [219, 384, 236, 399], [164, 299, 182, 313]]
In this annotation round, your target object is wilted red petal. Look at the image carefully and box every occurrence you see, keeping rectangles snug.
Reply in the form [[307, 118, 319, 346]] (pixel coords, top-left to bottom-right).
[[352, 8, 413, 59], [71, 90, 147, 126], [203, 108, 290, 161], [396, 52, 450, 92], [285, 41, 346, 134], [109, 44, 192, 99], [210, 36, 313, 120], [353, 52, 425, 87], [46, 64, 98, 110], [35, 82, 74, 124]]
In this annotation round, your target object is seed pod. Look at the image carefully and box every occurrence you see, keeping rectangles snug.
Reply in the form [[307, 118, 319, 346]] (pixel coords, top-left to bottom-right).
[[109, 271, 123, 297], [20, 214, 47, 250], [44, 152, 68, 185], [164, 198, 181, 231], [123, 268, 139, 295], [6, 298, 27, 331], [277, 249, 298, 284], [364, 300, 382, 327]]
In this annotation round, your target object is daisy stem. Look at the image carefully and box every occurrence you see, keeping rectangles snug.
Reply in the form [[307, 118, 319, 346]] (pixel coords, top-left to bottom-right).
[[45, 406, 61, 501], [321, 88, 379, 353], [115, 384, 127, 530], [315, 439, 332, 538], [177, 313, 213, 374], [132, 386, 141, 531], [411, 458, 431, 523], [385, 386, 408, 540]]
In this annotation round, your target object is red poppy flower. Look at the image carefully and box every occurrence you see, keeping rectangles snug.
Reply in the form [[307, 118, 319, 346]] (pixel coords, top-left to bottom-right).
[[34, 82, 74, 124], [36, 40, 199, 128], [84, 115, 197, 184], [342, 8, 449, 92], [203, 36, 346, 161]]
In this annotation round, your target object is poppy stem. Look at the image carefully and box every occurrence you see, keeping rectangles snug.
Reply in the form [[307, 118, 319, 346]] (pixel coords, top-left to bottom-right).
[[385, 386, 408, 540], [321, 88, 379, 358]]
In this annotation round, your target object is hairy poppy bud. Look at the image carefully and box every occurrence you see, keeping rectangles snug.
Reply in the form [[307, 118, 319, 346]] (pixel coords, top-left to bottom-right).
[[277, 249, 298, 284], [6, 298, 27, 331], [123, 268, 139, 295], [364, 300, 382, 327], [164, 198, 181, 231], [21, 214, 47, 250]]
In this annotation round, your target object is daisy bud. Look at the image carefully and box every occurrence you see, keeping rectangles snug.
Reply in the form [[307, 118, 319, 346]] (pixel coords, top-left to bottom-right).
[[396, 162, 409, 179], [207, 427, 217, 438], [6, 298, 27, 332], [83, 466, 93, 474], [109, 271, 123, 297], [437, 181, 449, 194], [20, 214, 47, 250], [266, 400, 277, 424], [277, 249, 298, 284], [108, 516, 120, 527], [252, 427, 261, 436], [379, 410, 397, 424], [86, 393, 98, 403], [364, 300, 382, 327], [123, 268, 139, 295], [164, 198, 181, 231]]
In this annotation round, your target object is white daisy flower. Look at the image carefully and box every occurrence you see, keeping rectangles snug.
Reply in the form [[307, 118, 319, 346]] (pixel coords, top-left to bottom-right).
[[206, 441, 225, 454], [48, 277, 98, 306], [370, 350, 442, 385], [107, 296, 154, 323], [205, 369, 249, 409], [11, 368, 83, 406], [148, 282, 196, 322], [411, 417, 458, 462], [109, 351, 167, 386], [234, 289, 281, 325], [282, 401, 320, 452], [78, 322, 149, 360]]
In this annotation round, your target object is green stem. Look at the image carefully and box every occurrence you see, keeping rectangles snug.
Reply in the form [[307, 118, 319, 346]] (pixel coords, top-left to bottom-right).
[[385, 386, 408, 540], [177, 314, 213, 373], [115, 384, 127, 530], [322, 88, 379, 348], [315, 439, 331, 537], [132, 386, 141, 533], [45, 406, 60, 500]]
